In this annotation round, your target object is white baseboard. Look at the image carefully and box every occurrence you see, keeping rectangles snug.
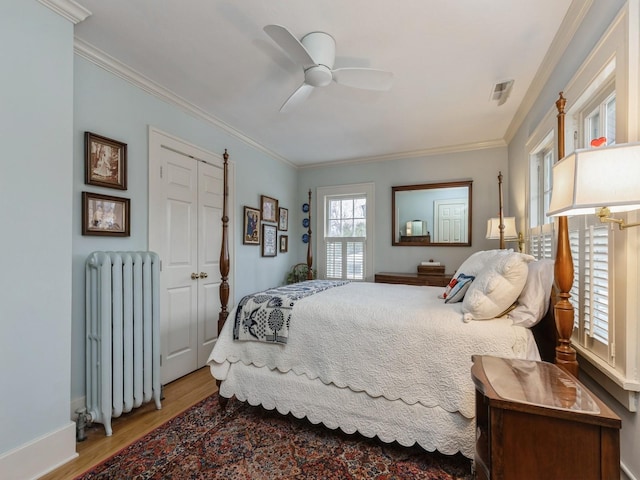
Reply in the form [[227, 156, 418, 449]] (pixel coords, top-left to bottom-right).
[[0, 422, 77, 480], [622, 461, 638, 480]]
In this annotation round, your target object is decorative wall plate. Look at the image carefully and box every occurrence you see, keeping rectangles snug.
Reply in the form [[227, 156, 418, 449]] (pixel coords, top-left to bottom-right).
[[302, 233, 309, 243], [302, 218, 310, 228], [302, 203, 309, 213]]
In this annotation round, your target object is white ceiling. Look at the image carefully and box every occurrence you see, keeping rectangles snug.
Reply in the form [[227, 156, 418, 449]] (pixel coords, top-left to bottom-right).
[[73, 0, 581, 167]]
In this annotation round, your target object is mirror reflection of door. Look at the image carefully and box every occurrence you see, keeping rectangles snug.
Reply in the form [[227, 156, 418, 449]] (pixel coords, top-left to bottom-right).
[[391, 180, 472, 246], [434, 199, 467, 243]]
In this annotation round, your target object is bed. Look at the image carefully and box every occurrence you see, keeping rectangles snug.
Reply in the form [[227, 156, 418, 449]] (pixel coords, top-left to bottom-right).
[[208, 93, 578, 459]]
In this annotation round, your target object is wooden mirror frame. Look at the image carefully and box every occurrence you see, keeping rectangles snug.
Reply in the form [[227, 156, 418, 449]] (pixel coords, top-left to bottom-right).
[[392, 180, 473, 247]]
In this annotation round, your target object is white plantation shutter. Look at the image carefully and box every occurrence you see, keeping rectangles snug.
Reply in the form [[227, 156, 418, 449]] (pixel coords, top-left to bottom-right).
[[325, 240, 343, 279], [586, 225, 609, 346], [569, 217, 610, 360], [325, 238, 365, 280], [569, 228, 580, 332], [529, 223, 554, 260]]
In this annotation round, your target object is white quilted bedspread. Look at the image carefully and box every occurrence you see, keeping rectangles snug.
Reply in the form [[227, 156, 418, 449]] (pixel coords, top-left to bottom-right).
[[209, 281, 536, 418]]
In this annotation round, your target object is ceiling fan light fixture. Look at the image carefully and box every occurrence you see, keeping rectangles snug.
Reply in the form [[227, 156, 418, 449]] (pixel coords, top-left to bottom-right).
[[490, 79, 514, 106], [304, 65, 333, 87]]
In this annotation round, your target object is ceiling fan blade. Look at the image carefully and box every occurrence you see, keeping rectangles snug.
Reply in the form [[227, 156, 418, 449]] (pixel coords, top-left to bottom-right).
[[332, 68, 394, 91], [280, 83, 315, 113], [264, 25, 316, 68]]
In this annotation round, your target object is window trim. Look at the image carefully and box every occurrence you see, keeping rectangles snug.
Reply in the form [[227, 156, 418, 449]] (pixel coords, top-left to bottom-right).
[[316, 183, 375, 282]]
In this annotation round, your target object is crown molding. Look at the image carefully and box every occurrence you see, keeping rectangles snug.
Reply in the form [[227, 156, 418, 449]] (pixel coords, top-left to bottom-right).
[[299, 138, 507, 170], [504, 0, 593, 143], [73, 38, 294, 168], [38, 0, 91, 24]]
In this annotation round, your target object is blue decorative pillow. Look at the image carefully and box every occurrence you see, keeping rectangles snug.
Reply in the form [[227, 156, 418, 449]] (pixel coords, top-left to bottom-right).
[[444, 274, 474, 304]]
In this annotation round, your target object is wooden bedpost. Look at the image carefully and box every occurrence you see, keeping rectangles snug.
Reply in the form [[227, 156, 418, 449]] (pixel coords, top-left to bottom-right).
[[554, 93, 579, 376], [306, 189, 313, 279], [217, 149, 230, 406]]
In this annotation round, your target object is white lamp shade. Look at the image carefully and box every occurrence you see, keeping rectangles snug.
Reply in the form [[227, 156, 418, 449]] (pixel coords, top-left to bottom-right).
[[548, 143, 640, 217], [486, 217, 518, 240]]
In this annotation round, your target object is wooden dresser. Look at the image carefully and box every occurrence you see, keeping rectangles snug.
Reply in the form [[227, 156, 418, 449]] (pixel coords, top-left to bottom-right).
[[374, 271, 452, 287], [471, 355, 621, 480]]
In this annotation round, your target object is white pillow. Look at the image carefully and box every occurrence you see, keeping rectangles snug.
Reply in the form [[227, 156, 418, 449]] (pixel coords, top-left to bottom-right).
[[508, 259, 555, 327], [451, 249, 513, 280], [462, 252, 535, 322]]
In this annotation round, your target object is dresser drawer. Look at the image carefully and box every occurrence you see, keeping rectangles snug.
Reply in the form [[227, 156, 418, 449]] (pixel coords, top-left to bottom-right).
[[374, 272, 451, 287]]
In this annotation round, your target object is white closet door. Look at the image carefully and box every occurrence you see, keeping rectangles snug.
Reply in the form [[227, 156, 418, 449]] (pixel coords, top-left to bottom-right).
[[148, 128, 231, 385], [196, 162, 223, 366], [161, 147, 199, 384]]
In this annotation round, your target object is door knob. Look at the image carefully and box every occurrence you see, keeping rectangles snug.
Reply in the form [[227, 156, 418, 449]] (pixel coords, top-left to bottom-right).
[[191, 272, 200, 280], [200, 272, 208, 279]]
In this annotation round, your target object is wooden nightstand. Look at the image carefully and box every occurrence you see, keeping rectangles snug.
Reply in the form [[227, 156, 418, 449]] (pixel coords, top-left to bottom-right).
[[374, 271, 452, 287], [471, 355, 620, 480]]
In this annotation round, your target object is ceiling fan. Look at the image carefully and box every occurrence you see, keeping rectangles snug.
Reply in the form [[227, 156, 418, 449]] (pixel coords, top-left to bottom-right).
[[264, 24, 394, 113]]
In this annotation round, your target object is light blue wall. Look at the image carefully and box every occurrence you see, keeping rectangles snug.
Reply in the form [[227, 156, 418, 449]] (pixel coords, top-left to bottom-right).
[[298, 148, 509, 276], [0, 0, 73, 457], [72, 58, 298, 401]]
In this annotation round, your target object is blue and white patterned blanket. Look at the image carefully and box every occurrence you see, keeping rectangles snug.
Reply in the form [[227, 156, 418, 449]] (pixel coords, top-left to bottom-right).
[[233, 280, 349, 344]]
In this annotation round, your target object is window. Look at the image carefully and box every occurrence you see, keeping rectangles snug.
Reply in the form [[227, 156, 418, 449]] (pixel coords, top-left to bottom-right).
[[528, 132, 554, 260], [583, 89, 616, 147], [325, 195, 366, 280], [317, 183, 374, 281], [569, 89, 615, 364]]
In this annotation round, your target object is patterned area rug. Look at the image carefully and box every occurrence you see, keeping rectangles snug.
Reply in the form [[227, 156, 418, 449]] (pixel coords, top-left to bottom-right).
[[76, 395, 473, 479]]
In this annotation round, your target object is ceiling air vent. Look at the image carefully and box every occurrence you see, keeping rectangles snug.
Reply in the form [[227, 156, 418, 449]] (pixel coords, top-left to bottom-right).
[[490, 80, 514, 106]]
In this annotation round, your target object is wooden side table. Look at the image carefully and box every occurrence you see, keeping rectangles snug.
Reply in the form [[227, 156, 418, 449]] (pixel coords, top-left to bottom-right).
[[374, 271, 452, 287], [471, 355, 620, 480]]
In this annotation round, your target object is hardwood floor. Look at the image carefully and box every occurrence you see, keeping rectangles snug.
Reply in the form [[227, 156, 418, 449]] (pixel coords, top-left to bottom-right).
[[39, 367, 217, 480]]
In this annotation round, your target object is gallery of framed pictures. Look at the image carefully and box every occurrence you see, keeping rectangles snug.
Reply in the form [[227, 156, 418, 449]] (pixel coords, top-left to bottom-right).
[[82, 191, 130, 237], [85, 131, 127, 190]]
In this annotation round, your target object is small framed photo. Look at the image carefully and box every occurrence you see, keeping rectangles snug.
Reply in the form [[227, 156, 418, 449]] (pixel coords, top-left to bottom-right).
[[243, 206, 261, 245], [278, 207, 289, 231], [82, 191, 130, 236], [85, 132, 127, 190], [261, 195, 278, 223], [262, 224, 277, 257], [279, 235, 288, 253]]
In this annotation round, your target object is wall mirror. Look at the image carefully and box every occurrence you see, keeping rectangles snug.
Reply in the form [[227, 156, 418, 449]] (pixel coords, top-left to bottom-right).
[[392, 180, 472, 246]]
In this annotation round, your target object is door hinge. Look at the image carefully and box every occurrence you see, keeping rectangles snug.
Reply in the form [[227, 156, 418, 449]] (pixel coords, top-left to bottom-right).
[[160, 166, 163, 178]]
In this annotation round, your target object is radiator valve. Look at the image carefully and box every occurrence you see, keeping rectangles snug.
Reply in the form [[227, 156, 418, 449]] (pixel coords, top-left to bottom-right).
[[75, 407, 92, 442]]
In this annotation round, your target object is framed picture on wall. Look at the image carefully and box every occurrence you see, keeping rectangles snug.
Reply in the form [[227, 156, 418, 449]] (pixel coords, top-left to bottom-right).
[[262, 224, 277, 257], [278, 207, 288, 231], [279, 235, 288, 253], [243, 206, 261, 245], [261, 195, 278, 223], [85, 132, 127, 190], [82, 191, 130, 236]]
